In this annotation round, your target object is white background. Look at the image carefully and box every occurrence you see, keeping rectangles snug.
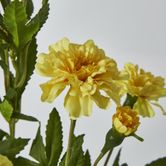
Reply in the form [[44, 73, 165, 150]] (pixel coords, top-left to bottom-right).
[[0, 0, 166, 165]]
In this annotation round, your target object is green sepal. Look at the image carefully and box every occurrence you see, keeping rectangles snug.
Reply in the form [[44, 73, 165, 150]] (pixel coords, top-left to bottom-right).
[[30, 126, 48, 165], [11, 157, 38, 166], [11, 112, 38, 122], [102, 128, 124, 154], [0, 128, 9, 140], [0, 99, 13, 122], [0, 137, 29, 157], [123, 93, 137, 108], [46, 108, 63, 166], [146, 157, 166, 166], [113, 148, 122, 166]]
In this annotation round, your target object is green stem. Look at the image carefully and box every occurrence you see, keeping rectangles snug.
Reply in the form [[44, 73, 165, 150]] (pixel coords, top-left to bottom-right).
[[9, 119, 16, 139], [93, 152, 106, 166], [104, 149, 113, 166], [65, 119, 76, 166]]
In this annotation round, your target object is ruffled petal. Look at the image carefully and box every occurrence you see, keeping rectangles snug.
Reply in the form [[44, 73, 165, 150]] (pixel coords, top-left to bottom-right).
[[92, 90, 110, 109], [64, 87, 81, 119], [133, 98, 155, 117], [40, 79, 66, 102]]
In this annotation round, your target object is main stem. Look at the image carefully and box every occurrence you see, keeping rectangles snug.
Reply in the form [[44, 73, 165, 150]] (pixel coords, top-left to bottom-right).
[[65, 119, 76, 166], [104, 149, 113, 166]]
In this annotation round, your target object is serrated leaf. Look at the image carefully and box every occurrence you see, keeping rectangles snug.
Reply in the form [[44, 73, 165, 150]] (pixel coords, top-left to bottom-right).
[[0, 129, 8, 140], [29, 1, 49, 34], [113, 149, 122, 166], [59, 153, 66, 166], [68, 135, 84, 166], [83, 151, 91, 166], [23, 0, 34, 19], [30, 127, 47, 165], [46, 108, 63, 166], [15, 37, 37, 91], [19, 37, 37, 93], [3, 1, 27, 47], [0, 137, 29, 157], [146, 157, 166, 166], [0, 0, 10, 11], [3, 1, 39, 48], [0, 99, 13, 122], [11, 157, 38, 166], [12, 112, 38, 122]]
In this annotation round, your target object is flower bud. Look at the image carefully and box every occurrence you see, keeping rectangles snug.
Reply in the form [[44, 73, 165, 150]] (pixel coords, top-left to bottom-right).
[[112, 106, 140, 136], [0, 154, 13, 166]]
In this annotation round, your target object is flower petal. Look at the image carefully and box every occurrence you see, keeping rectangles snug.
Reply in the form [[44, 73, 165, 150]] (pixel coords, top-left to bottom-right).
[[40, 79, 66, 102], [133, 98, 155, 117], [64, 87, 81, 119], [92, 90, 110, 109]]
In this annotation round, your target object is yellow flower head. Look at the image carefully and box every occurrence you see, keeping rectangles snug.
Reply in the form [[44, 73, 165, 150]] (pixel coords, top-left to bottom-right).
[[124, 63, 166, 117], [0, 154, 13, 166], [113, 106, 140, 136], [36, 38, 126, 119]]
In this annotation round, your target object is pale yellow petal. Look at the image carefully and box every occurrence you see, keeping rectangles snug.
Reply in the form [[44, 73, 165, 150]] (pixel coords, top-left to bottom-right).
[[64, 87, 81, 119], [92, 90, 110, 109], [80, 95, 93, 116], [133, 98, 155, 117], [40, 80, 66, 102]]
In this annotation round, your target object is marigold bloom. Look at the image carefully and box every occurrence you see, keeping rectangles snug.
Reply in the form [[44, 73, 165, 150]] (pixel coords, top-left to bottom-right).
[[36, 38, 126, 119], [0, 155, 13, 166], [112, 106, 140, 136], [125, 63, 166, 117]]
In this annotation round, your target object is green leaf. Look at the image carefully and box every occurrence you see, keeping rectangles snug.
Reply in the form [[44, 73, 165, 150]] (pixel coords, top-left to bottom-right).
[[0, 137, 29, 157], [102, 128, 124, 154], [12, 112, 38, 122], [0, 99, 13, 122], [3, 1, 39, 48], [30, 127, 47, 165], [22, 0, 34, 19], [3, 1, 27, 47], [11, 157, 38, 166], [29, 0, 49, 34], [68, 135, 84, 166], [0, 129, 8, 140], [121, 164, 128, 166], [5, 88, 17, 100], [113, 149, 122, 166], [18, 38, 37, 93], [83, 151, 91, 166], [0, 0, 10, 11], [46, 108, 63, 166], [0, 59, 8, 70], [146, 157, 166, 166], [59, 153, 66, 166]]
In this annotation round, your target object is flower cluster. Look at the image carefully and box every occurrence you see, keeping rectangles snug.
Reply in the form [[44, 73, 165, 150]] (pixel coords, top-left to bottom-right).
[[124, 63, 166, 117], [36, 38, 127, 119]]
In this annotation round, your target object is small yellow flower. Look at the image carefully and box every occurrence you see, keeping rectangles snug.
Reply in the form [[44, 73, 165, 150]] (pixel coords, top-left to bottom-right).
[[125, 63, 166, 117], [0, 154, 13, 166], [36, 38, 126, 119], [112, 106, 140, 136]]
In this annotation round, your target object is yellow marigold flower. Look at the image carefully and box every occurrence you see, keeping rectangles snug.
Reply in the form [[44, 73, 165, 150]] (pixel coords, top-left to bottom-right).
[[36, 38, 126, 119], [0, 154, 13, 166], [112, 106, 140, 136], [125, 63, 166, 117]]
